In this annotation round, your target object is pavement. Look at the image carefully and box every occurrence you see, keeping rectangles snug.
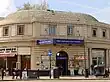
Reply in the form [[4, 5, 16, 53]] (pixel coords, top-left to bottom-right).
[[0, 75, 110, 81], [1, 80, 110, 82]]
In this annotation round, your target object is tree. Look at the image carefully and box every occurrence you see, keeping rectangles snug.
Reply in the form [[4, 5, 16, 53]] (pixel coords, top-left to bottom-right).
[[17, 2, 48, 11]]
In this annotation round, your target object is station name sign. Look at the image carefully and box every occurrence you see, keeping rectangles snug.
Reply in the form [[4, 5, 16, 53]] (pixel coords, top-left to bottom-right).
[[37, 39, 84, 45], [37, 39, 53, 45], [53, 39, 84, 44]]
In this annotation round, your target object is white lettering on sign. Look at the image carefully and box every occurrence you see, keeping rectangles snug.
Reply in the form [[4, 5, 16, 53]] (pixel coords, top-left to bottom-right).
[[0, 47, 17, 53]]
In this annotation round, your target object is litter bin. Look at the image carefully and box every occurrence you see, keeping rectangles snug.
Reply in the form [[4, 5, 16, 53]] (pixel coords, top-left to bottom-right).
[[53, 67, 59, 79], [85, 69, 89, 78]]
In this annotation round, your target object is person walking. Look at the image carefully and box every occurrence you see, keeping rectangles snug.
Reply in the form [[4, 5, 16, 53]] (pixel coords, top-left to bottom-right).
[[12, 68, 15, 79], [37, 69, 40, 79], [1, 68, 5, 80], [59, 65, 63, 76], [16, 68, 19, 79], [20, 69, 22, 79], [91, 64, 94, 75]]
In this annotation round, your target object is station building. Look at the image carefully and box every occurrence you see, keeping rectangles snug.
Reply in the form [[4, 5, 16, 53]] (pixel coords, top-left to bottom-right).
[[0, 10, 110, 75]]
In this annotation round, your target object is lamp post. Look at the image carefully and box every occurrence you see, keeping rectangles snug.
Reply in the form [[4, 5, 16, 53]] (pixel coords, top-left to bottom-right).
[[48, 50, 52, 79], [84, 38, 86, 71], [49, 56, 51, 79], [84, 37, 89, 78], [108, 49, 109, 73]]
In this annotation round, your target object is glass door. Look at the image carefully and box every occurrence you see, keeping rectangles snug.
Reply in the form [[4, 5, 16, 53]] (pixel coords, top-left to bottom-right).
[[92, 56, 104, 65]]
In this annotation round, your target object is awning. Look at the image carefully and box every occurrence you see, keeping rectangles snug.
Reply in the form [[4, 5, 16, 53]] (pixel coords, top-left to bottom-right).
[[75, 56, 87, 60], [0, 53, 15, 57]]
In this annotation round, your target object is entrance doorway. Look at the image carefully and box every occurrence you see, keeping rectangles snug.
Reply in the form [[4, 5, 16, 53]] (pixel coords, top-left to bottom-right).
[[7, 55, 17, 69], [56, 51, 68, 76], [21, 55, 31, 70], [0, 55, 17, 69]]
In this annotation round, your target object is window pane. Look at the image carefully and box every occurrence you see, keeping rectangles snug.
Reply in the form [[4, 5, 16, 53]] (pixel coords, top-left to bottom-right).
[[93, 30, 96, 35], [67, 24, 73, 35], [98, 57, 103, 65], [103, 32, 105, 37], [92, 28, 97, 37], [48, 25, 56, 35], [17, 25, 24, 35], [3, 26, 9, 36], [102, 29, 106, 37]]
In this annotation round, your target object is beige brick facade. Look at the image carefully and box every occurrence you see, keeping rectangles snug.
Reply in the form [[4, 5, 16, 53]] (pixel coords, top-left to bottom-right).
[[0, 10, 109, 75]]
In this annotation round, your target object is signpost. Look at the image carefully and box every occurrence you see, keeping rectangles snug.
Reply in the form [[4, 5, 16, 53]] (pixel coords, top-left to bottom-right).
[[48, 50, 52, 79]]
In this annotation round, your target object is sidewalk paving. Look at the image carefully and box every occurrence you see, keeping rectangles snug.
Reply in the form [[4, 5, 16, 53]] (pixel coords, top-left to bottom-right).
[[0, 76, 110, 81]]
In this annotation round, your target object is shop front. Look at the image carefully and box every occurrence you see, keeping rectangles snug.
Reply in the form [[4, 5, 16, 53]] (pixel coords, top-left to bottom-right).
[[17, 47, 31, 69], [0, 47, 17, 69], [36, 38, 84, 75], [91, 49, 106, 66]]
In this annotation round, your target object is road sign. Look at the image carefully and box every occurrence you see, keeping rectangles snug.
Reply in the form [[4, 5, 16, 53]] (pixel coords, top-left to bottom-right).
[[48, 50, 52, 56]]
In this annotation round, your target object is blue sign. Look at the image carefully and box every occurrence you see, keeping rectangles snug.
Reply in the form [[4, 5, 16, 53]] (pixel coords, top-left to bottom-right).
[[37, 39, 84, 45], [57, 57, 67, 60], [37, 39, 53, 45], [48, 50, 52, 56], [53, 39, 84, 44]]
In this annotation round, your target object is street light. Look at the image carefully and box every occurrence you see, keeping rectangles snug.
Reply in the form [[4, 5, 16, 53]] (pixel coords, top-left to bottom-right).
[[108, 49, 109, 73], [48, 50, 52, 79], [84, 37, 89, 78]]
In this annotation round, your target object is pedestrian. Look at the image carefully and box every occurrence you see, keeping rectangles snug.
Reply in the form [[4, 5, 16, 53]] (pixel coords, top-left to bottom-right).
[[12, 68, 15, 79], [16, 68, 19, 79], [91, 64, 94, 75], [1, 68, 5, 80], [37, 69, 39, 79], [20, 69, 22, 79], [104, 69, 109, 78], [59, 65, 63, 76]]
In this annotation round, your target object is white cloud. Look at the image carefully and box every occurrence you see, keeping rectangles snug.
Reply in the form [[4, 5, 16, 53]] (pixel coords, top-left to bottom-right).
[[0, 0, 16, 17], [58, 0, 99, 11], [29, 0, 44, 4], [92, 7, 110, 24], [57, 0, 110, 24]]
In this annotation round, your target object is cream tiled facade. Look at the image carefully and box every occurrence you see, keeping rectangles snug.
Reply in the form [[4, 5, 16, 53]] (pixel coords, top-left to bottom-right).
[[0, 10, 110, 75]]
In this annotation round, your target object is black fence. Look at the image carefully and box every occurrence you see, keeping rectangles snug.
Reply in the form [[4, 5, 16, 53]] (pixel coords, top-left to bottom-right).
[[27, 70, 50, 78]]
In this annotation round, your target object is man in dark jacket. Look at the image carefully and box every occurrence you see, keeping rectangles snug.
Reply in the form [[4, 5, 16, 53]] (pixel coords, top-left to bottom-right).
[[16, 68, 19, 79], [19, 69, 22, 79], [91, 64, 94, 75], [1, 68, 5, 80], [12, 68, 15, 79]]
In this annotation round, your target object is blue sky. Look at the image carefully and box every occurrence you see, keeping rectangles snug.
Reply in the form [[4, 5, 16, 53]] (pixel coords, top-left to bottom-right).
[[1, 0, 110, 24]]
